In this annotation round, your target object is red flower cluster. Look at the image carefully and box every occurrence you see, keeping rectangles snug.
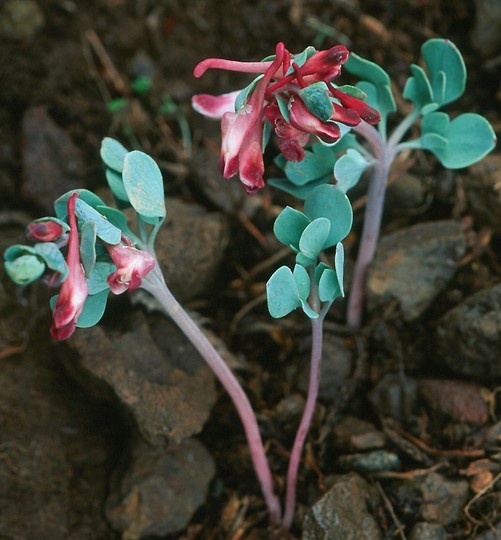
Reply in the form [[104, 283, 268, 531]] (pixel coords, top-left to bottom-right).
[[193, 42, 379, 193], [49, 194, 155, 341]]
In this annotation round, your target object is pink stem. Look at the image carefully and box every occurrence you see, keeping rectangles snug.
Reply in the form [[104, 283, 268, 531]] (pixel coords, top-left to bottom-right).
[[141, 263, 282, 524], [346, 122, 393, 329], [283, 309, 324, 529]]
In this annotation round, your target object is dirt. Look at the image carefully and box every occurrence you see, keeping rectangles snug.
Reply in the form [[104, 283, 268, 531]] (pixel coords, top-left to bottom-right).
[[1, 0, 501, 539]]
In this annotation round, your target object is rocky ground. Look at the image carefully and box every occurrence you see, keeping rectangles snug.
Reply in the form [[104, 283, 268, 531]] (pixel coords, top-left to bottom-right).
[[1, 0, 501, 539]]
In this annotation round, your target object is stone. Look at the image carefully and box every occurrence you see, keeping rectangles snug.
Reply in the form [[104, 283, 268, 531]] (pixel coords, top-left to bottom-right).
[[436, 283, 501, 378], [419, 379, 489, 425], [465, 154, 501, 235], [409, 522, 447, 540], [394, 472, 469, 526], [332, 416, 386, 451], [369, 373, 418, 422], [22, 106, 84, 213], [302, 473, 382, 540], [0, 336, 115, 539], [337, 450, 401, 473], [366, 220, 466, 321], [298, 334, 353, 403], [106, 437, 215, 539], [473, 0, 501, 56], [154, 198, 230, 302], [67, 314, 217, 445], [0, 0, 44, 40]]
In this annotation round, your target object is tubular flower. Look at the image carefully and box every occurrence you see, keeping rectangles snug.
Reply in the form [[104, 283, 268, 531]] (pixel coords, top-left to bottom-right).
[[50, 194, 88, 341], [26, 219, 69, 245], [193, 42, 380, 192], [105, 236, 155, 295]]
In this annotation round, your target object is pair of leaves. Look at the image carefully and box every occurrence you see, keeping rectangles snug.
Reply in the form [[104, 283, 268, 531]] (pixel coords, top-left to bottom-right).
[[4, 243, 68, 286], [266, 244, 345, 319], [403, 39, 466, 114], [274, 184, 353, 263], [100, 138, 166, 221]]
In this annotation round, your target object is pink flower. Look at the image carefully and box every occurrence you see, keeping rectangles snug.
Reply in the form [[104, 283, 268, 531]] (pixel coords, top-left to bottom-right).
[[105, 236, 155, 295], [50, 194, 88, 341], [26, 219, 68, 245], [193, 42, 381, 192]]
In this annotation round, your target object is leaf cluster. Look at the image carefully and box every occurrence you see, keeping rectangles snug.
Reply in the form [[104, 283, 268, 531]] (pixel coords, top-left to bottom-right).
[[266, 184, 350, 318]]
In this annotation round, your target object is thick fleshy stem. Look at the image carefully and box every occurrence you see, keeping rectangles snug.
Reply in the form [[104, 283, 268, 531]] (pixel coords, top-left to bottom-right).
[[141, 262, 282, 524]]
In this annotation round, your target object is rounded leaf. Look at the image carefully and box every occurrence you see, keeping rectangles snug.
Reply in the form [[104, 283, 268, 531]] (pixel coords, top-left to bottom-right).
[[304, 184, 353, 248], [421, 112, 496, 168], [266, 266, 301, 318], [122, 151, 166, 219], [100, 137, 128, 172], [298, 218, 331, 260], [74, 198, 122, 245], [334, 148, 372, 192], [274, 206, 310, 250], [76, 289, 110, 328], [4, 254, 45, 285]]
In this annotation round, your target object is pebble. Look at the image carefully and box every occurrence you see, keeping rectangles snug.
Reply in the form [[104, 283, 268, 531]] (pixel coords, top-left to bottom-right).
[[465, 154, 501, 236], [302, 472, 382, 540], [409, 522, 447, 540], [367, 220, 466, 321], [419, 379, 489, 425], [394, 472, 469, 526], [436, 283, 501, 378], [337, 449, 401, 473], [0, 0, 44, 40], [332, 415, 386, 451]]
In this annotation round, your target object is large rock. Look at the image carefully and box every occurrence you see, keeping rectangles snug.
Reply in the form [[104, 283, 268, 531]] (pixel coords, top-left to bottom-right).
[[155, 198, 230, 302], [67, 314, 217, 444], [106, 437, 214, 539], [367, 220, 466, 321], [436, 283, 501, 378]]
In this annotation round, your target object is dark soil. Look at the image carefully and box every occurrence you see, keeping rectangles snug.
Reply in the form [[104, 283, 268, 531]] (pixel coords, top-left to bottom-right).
[[1, 1, 500, 539]]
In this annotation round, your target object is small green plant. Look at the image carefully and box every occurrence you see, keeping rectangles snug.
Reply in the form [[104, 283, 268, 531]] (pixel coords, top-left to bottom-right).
[[268, 39, 496, 327]]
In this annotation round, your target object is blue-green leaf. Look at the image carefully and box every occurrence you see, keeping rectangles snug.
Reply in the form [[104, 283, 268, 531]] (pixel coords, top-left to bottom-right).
[[34, 242, 68, 280], [75, 198, 122, 245], [284, 147, 336, 186], [403, 64, 436, 112], [304, 185, 353, 248], [293, 264, 310, 301], [4, 254, 45, 285], [298, 218, 331, 260], [122, 151, 166, 219], [421, 38, 466, 106], [318, 268, 341, 302], [79, 220, 97, 277], [420, 112, 496, 168], [76, 289, 110, 328], [266, 266, 301, 318], [334, 242, 345, 297], [96, 205, 139, 244], [100, 138, 128, 172], [54, 189, 107, 221], [273, 206, 310, 250], [334, 148, 372, 192], [268, 176, 330, 200], [106, 167, 130, 202], [235, 75, 263, 110], [86, 261, 114, 295]]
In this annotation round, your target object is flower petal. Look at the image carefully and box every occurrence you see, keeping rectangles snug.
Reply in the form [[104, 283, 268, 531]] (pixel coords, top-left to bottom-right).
[[192, 90, 240, 119]]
